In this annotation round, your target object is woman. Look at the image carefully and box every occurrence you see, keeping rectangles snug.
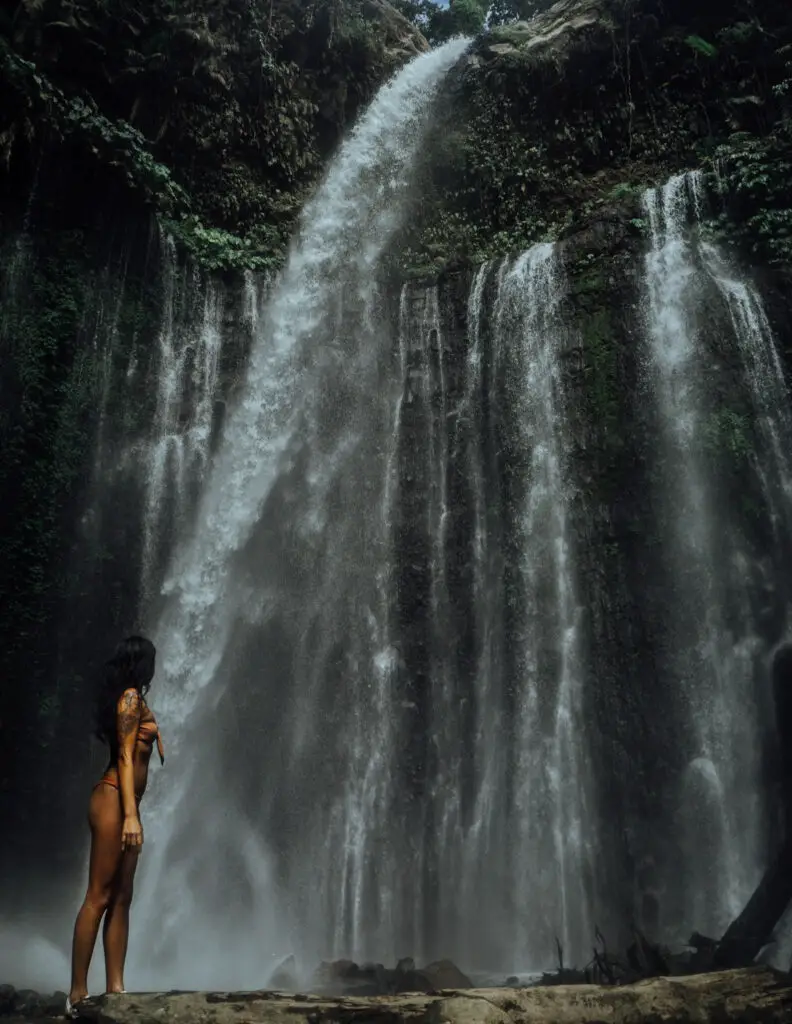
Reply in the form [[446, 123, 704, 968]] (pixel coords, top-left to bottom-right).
[[67, 636, 165, 1015]]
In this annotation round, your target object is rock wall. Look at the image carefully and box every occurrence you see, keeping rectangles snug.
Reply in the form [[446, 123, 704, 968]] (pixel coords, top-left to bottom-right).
[[0, 221, 260, 909]]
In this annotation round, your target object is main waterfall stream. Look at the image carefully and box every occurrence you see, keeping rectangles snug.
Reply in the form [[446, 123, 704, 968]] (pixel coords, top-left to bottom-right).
[[131, 38, 472, 989]]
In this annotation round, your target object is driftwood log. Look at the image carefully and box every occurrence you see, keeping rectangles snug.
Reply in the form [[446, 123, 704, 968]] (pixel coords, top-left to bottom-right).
[[59, 966, 792, 1024], [713, 833, 792, 968]]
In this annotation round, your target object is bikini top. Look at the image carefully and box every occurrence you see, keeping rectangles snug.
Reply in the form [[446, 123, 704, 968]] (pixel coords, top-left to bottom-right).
[[136, 698, 165, 763]]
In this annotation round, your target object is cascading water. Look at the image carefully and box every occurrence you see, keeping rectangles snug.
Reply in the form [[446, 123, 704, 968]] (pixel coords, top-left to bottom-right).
[[331, 245, 596, 973], [484, 246, 594, 964], [641, 170, 791, 940], [131, 39, 471, 990], [699, 243, 792, 534], [139, 237, 225, 600]]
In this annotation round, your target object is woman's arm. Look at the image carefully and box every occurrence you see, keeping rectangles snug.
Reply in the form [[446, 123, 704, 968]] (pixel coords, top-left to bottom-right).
[[116, 688, 143, 850]]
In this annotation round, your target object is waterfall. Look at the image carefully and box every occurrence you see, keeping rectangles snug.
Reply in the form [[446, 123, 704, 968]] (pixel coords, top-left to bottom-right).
[[486, 246, 594, 965], [641, 171, 790, 939], [139, 237, 225, 601], [356, 246, 595, 973], [698, 243, 792, 533], [131, 39, 470, 990]]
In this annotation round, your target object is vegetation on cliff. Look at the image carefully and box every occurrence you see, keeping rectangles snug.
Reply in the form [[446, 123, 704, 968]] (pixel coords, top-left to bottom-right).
[[0, 0, 427, 266], [394, 0, 792, 276]]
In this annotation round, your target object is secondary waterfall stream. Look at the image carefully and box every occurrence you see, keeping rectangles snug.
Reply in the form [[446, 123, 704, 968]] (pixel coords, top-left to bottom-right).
[[641, 171, 792, 941]]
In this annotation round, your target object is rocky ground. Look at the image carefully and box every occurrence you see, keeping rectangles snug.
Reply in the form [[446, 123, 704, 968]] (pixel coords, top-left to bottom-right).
[[2, 965, 792, 1023]]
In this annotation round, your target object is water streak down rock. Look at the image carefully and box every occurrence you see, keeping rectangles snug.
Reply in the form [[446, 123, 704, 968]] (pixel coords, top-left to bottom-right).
[[640, 171, 792, 945]]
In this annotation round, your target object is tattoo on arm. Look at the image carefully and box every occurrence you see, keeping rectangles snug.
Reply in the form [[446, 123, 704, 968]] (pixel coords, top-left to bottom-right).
[[117, 689, 141, 743]]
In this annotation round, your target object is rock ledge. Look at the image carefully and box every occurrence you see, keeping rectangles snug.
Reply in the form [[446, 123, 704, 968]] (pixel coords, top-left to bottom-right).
[[58, 965, 792, 1024]]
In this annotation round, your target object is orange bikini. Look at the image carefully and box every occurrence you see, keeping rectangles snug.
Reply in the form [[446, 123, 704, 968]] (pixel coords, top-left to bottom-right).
[[95, 701, 164, 792]]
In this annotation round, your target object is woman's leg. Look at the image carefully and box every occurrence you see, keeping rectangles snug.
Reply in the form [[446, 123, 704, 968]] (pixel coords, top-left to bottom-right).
[[69, 785, 124, 1003], [103, 844, 140, 993]]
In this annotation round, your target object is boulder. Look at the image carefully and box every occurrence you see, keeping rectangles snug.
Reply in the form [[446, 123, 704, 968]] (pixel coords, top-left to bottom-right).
[[394, 960, 473, 993], [482, 0, 619, 65], [11, 989, 47, 1017], [44, 992, 68, 1017], [359, 0, 430, 65], [310, 960, 389, 996], [311, 959, 359, 986]]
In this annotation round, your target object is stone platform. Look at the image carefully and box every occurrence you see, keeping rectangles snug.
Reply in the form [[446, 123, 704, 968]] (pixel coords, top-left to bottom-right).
[[29, 965, 792, 1024]]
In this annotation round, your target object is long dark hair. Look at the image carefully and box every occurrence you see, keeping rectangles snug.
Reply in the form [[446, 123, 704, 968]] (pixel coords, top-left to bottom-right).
[[95, 635, 156, 748]]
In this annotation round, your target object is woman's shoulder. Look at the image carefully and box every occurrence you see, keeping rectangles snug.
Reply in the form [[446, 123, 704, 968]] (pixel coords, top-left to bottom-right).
[[116, 686, 142, 712]]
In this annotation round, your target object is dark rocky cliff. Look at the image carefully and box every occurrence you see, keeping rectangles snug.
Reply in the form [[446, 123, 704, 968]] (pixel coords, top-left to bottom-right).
[[395, 0, 792, 278]]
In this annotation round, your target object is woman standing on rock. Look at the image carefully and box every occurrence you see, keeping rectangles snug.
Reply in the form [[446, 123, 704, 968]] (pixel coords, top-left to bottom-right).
[[67, 636, 164, 1016]]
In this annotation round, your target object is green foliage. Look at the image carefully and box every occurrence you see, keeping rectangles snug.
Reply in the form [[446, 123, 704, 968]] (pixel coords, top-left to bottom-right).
[[710, 127, 792, 266], [445, 0, 487, 37], [162, 215, 283, 272], [716, 21, 762, 48], [685, 34, 718, 59], [608, 182, 641, 200], [0, 35, 188, 213], [391, 0, 792, 274], [392, 0, 489, 43], [772, 44, 792, 106], [1, 0, 419, 268], [388, 0, 438, 31], [487, 0, 552, 26]]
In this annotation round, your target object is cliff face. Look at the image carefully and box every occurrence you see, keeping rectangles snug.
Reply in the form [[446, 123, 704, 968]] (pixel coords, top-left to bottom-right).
[[395, 0, 792, 278]]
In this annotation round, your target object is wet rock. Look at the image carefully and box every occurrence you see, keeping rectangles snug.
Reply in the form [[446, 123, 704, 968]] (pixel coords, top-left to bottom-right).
[[311, 959, 358, 986], [394, 959, 473, 994], [310, 960, 388, 996], [12, 990, 48, 1017], [481, 0, 618, 66], [360, 0, 429, 65], [44, 992, 68, 1017], [418, 961, 473, 991]]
